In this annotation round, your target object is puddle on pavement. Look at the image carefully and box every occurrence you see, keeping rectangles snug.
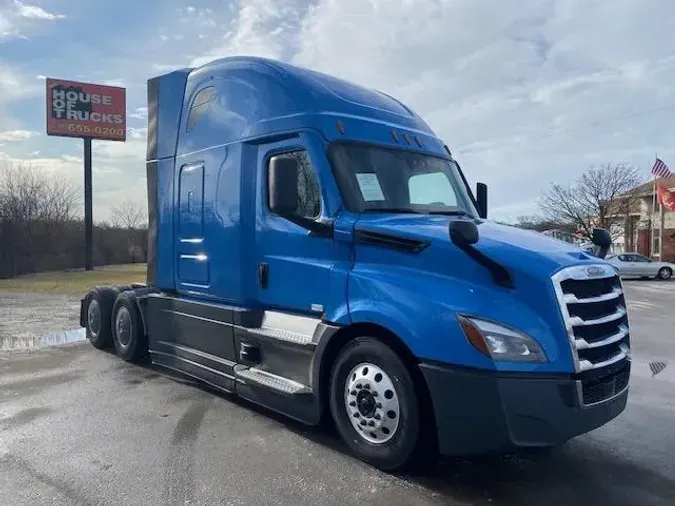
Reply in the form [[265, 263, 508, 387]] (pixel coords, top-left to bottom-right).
[[0, 328, 86, 351]]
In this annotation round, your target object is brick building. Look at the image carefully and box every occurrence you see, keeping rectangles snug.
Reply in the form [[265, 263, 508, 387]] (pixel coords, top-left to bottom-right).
[[611, 176, 675, 262]]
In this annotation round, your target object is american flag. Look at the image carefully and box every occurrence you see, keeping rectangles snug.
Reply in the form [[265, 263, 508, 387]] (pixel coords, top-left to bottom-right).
[[651, 157, 672, 178]]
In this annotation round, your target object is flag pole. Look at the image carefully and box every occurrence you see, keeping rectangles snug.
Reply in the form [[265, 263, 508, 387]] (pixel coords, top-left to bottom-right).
[[651, 155, 657, 258], [660, 192, 665, 260]]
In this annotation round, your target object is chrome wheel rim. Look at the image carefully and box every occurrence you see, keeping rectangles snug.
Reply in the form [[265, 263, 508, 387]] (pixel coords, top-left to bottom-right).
[[344, 362, 400, 444], [115, 306, 132, 346], [87, 300, 101, 338]]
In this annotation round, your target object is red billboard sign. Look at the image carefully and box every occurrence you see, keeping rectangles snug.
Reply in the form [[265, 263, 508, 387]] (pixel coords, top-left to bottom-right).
[[46, 78, 126, 142]]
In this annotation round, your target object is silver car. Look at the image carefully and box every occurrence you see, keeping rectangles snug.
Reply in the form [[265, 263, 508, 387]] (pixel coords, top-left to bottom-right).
[[605, 253, 674, 280]]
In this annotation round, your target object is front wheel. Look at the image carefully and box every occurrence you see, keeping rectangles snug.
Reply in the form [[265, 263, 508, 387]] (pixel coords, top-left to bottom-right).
[[329, 337, 423, 471], [658, 267, 673, 280]]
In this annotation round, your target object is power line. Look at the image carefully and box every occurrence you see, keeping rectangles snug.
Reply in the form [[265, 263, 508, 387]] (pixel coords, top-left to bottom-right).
[[455, 102, 675, 155]]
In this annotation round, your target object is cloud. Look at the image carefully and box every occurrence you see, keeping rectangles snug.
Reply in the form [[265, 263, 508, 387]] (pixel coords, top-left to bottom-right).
[[128, 107, 148, 120], [0, 63, 40, 102], [0, 11, 13, 38], [194, 0, 674, 219], [13, 1, 65, 21], [5, 0, 675, 223], [0, 129, 39, 142], [102, 78, 126, 87], [0, 0, 66, 41], [0, 128, 149, 223], [190, 0, 311, 66]]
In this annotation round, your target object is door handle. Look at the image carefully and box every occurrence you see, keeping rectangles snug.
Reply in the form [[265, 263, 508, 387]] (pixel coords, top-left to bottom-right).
[[258, 262, 269, 289]]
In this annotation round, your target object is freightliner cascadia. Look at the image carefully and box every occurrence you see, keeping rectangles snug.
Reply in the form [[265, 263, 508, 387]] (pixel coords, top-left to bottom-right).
[[81, 56, 630, 471]]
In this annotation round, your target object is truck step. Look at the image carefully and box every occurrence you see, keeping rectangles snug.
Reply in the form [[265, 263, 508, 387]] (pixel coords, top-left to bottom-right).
[[234, 365, 311, 396], [248, 311, 319, 347], [252, 327, 314, 346]]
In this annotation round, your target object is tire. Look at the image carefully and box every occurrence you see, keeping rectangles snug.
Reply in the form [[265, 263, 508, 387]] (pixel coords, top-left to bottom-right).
[[111, 291, 147, 362], [83, 286, 119, 350], [658, 267, 672, 280], [329, 337, 422, 471]]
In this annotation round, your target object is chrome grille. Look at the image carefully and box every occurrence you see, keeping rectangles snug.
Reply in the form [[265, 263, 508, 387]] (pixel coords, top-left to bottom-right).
[[552, 265, 631, 379]]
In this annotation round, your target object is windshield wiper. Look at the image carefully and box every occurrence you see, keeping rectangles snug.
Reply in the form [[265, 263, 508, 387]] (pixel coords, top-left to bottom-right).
[[427, 210, 472, 216], [362, 208, 422, 214]]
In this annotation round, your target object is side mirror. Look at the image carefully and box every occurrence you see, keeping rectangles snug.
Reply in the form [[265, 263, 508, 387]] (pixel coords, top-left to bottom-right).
[[476, 182, 488, 219], [449, 219, 479, 247], [590, 228, 612, 259], [268, 156, 298, 216]]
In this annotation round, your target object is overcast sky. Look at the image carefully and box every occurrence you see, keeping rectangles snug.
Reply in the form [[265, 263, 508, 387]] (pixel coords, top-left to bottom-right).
[[1, 0, 675, 223]]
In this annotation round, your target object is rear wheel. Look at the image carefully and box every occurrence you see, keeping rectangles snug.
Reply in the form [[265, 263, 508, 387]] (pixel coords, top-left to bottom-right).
[[658, 267, 672, 280], [84, 286, 119, 349], [111, 291, 147, 362], [329, 337, 423, 471]]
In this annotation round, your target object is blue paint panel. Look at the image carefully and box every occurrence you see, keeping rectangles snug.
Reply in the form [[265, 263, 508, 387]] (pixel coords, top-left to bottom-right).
[[147, 56, 617, 376], [178, 255, 210, 287], [154, 157, 176, 290], [348, 214, 605, 373], [253, 131, 339, 315], [154, 69, 191, 161], [178, 163, 204, 239], [210, 144, 246, 304], [175, 57, 435, 159]]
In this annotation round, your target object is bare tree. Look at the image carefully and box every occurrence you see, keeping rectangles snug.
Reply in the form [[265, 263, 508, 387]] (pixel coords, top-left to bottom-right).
[[0, 164, 81, 277], [539, 163, 643, 239], [111, 197, 147, 229], [0, 165, 80, 221], [511, 215, 578, 234]]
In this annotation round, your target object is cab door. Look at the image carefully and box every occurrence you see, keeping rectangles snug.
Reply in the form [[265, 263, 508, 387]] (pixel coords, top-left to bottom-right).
[[253, 131, 340, 316]]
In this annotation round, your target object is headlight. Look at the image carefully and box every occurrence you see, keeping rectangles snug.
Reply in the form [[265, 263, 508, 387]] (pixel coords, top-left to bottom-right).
[[458, 316, 547, 363]]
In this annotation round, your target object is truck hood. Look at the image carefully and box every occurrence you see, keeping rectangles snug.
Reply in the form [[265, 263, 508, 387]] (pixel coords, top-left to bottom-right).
[[355, 215, 601, 280]]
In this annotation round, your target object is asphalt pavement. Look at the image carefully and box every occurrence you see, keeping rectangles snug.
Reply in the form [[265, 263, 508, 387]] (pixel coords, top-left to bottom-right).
[[1, 280, 674, 506]]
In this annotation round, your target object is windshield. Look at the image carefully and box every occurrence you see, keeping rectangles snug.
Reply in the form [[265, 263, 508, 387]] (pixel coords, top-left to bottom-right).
[[329, 143, 478, 216]]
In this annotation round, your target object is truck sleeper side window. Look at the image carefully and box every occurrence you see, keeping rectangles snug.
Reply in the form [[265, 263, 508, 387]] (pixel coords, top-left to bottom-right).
[[186, 87, 214, 132], [268, 150, 321, 219]]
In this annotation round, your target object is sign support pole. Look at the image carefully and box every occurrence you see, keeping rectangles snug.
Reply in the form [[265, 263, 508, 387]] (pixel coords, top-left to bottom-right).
[[84, 137, 93, 271]]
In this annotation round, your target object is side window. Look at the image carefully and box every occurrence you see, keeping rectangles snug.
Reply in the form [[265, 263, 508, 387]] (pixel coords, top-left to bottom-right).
[[268, 150, 321, 219], [408, 172, 457, 206], [618, 255, 627, 262], [186, 87, 214, 132]]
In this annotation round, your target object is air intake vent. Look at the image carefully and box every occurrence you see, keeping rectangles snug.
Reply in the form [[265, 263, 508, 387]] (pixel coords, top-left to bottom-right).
[[354, 229, 429, 253]]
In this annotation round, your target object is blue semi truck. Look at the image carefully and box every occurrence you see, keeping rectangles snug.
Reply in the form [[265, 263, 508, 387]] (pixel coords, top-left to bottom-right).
[[81, 56, 630, 471]]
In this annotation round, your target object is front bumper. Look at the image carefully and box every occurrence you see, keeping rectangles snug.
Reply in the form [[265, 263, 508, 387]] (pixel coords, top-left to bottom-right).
[[420, 359, 629, 456]]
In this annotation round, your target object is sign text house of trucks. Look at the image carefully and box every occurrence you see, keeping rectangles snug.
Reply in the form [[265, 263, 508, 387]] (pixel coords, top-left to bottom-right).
[[46, 78, 126, 142]]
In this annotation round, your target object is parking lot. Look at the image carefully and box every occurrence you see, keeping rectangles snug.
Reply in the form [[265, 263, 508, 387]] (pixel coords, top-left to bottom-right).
[[1, 280, 674, 506]]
